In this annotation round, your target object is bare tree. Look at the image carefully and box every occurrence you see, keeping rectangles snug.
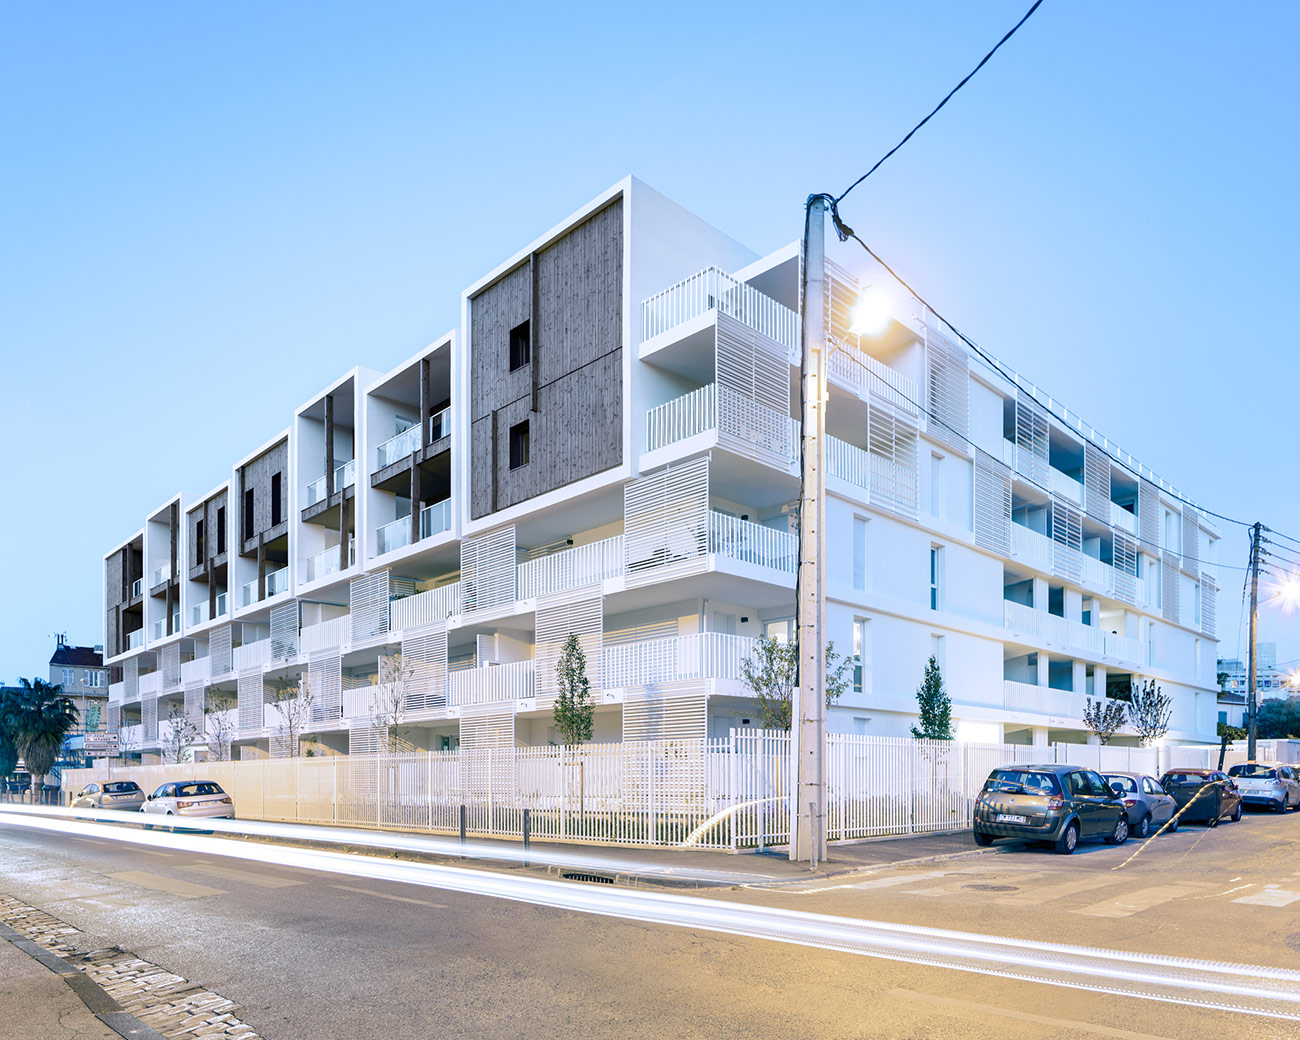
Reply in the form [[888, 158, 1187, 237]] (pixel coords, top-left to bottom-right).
[[1127, 679, 1172, 747], [269, 672, 315, 757], [162, 703, 199, 764], [1082, 697, 1128, 745], [369, 653, 417, 753], [204, 688, 237, 762]]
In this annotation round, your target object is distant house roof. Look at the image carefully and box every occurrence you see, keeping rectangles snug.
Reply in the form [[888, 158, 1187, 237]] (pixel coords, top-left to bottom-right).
[[49, 644, 103, 668], [1217, 691, 1246, 705]]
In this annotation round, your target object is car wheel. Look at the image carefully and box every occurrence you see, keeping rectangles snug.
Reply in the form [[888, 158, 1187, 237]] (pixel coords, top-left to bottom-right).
[[1055, 821, 1080, 855], [1106, 816, 1130, 845], [974, 830, 994, 847], [1165, 813, 1180, 834], [1133, 813, 1151, 840], [1231, 802, 1242, 822]]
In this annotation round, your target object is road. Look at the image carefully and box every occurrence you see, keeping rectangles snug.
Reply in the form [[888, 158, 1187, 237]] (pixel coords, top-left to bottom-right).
[[2, 807, 1298, 1040]]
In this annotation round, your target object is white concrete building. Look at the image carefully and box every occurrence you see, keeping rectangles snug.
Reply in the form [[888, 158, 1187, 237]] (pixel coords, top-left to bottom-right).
[[101, 177, 1222, 761]]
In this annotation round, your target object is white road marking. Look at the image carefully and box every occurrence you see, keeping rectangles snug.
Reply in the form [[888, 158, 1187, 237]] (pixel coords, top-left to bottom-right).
[[1001, 876, 1125, 906], [108, 870, 224, 899], [333, 884, 447, 909], [186, 862, 306, 888], [1074, 885, 1206, 918], [1234, 885, 1300, 908]]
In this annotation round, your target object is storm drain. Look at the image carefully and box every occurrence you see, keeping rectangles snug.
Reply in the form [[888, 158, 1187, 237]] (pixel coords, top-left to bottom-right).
[[561, 872, 615, 884]]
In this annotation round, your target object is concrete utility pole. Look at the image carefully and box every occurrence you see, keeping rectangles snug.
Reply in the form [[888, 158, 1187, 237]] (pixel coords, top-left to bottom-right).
[[793, 197, 828, 866], [1247, 521, 1262, 761]]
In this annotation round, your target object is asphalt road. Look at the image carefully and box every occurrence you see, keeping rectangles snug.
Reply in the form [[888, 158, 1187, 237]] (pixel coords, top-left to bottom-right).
[[2, 808, 1299, 1040]]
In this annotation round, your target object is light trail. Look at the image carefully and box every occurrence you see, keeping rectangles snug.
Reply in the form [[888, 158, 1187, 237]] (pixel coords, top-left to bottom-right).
[[4, 808, 1300, 1021]]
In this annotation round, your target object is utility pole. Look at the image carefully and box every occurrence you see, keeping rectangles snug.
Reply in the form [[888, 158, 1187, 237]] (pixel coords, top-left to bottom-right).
[[793, 196, 828, 866], [1247, 521, 1262, 761]]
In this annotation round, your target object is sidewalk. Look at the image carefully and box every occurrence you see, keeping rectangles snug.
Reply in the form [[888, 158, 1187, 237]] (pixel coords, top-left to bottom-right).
[[0, 933, 121, 1040]]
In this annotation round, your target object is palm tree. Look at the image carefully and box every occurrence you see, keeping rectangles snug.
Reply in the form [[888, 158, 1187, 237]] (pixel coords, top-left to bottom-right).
[[12, 678, 79, 796], [0, 685, 19, 790]]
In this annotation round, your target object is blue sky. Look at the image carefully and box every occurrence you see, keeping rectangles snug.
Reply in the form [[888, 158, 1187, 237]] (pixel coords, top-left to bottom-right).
[[2, 1, 1297, 680]]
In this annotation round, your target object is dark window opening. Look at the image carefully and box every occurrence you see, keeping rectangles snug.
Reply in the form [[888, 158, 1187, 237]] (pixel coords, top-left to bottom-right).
[[194, 520, 205, 564], [509, 420, 530, 470], [216, 507, 226, 554], [509, 321, 531, 371], [243, 488, 254, 540], [271, 472, 283, 526]]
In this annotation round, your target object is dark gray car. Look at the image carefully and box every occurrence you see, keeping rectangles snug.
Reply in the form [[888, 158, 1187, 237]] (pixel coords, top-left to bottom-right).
[[1102, 772, 1179, 838], [973, 763, 1129, 855]]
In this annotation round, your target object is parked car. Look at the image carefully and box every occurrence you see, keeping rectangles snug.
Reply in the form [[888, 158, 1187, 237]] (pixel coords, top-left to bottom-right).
[[140, 781, 234, 821], [1227, 762, 1300, 813], [1101, 772, 1179, 838], [1159, 769, 1242, 826], [973, 764, 1129, 855], [70, 780, 146, 811]]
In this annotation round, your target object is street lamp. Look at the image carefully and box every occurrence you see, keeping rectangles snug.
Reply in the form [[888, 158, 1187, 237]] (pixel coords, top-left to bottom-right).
[[849, 286, 893, 337]]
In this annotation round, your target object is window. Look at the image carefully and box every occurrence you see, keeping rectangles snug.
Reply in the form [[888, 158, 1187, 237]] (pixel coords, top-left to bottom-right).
[[852, 618, 871, 695], [852, 517, 868, 591], [85, 670, 105, 688], [930, 633, 946, 671], [1192, 583, 1201, 625], [509, 420, 530, 469], [195, 519, 205, 564], [764, 619, 791, 643], [929, 545, 944, 610], [930, 453, 944, 519], [271, 473, 283, 526], [216, 506, 226, 554], [243, 488, 254, 540], [61, 668, 75, 686], [509, 320, 531, 371]]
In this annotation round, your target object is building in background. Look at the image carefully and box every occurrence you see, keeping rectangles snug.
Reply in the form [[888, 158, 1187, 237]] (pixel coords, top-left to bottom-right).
[[100, 177, 1223, 763], [49, 635, 108, 763], [1216, 643, 1297, 730]]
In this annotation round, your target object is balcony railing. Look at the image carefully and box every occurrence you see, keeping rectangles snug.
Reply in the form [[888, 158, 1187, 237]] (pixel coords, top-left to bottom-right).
[[1004, 599, 1105, 655], [376, 424, 421, 469], [709, 512, 797, 574], [151, 563, 171, 587], [126, 629, 144, 650], [645, 383, 715, 452], [233, 638, 271, 672], [181, 656, 210, 685], [139, 671, 161, 696], [429, 406, 451, 442], [305, 538, 355, 583], [240, 566, 289, 607], [376, 515, 411, 556], [420, 499, 452, 540], [449, 660, 535, 707], [109, 682, 125, 704], [1111, 502, 1137, 534], [342, 684, 378, 721], [826, 340, 920, 415], [602, 633, 757, 689], [305, 459, 357, 507], [641, 266, 799, 352], [1081, 553, 1110, 593], [152, 614, 180, 641], [518, 535, 625, 600], [191, 591, 228, 627], [390, 582, 461, 631], [1050, 467, 1084, 504], [130, 578, 143, 598], [644, 383, 794, 462], [1011, 522, 1054, 568], [300, 615, 350, 655], [1003, 680, 1086, 718]]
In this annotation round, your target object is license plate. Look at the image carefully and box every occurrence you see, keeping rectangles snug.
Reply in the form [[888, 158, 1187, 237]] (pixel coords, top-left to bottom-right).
[[996, 813, 1028, 824]]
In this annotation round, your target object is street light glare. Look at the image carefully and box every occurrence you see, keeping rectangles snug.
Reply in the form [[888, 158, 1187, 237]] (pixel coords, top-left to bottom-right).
[[1270, 572, 1300, 611], [849, 287, 893, 336]]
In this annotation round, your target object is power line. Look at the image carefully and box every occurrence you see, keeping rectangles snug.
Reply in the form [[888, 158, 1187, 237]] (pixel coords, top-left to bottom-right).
[[836, 0, 1045, 205]]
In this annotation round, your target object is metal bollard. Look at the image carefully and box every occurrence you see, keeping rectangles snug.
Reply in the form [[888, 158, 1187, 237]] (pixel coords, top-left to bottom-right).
[[522, 808, 531, 868], [460, 804, 467, 859]]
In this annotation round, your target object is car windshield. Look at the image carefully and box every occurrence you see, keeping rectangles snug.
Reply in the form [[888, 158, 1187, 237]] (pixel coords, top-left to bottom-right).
[[985, 770, 1060, 795], [1228, 764, 1277, 779], [175, 782, 224, 797], [1104, 775, 1137, 793], [104, 782, 140, 793], [1163, 773, 1210, 785]]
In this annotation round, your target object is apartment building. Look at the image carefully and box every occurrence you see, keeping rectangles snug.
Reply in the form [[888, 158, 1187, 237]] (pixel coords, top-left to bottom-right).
[[101, 177, 1222, 762]]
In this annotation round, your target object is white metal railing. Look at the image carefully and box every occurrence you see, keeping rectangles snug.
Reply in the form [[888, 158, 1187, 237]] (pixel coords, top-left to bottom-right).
[[517, 535, 625, 600], [420, 500, 452, 540], [126, 629, 144, 650], [151, 614, 180, 641], [1011, 523, 1054, 568], [1002, 438, 1017, 468], [641, 266, 799, 352], [1111, 502, 1137, 534], [449, 660, 535, 707], [602, 633, 757, 689], [1003, 599, 1105, 655], [376, 516, 411, 555], [429, 407, 451, 442], [233, 638, 271, 672], [390, 582, 461, 631], [827, 436, 869, 489], [827, 341, 920, 415], [1050, 467, 1084, 504], [300, 615, 350, 655], [1081, 553, 1111, 593], [645, 383, 715, 453], [152, 563, 171, 587], [305, 538, 355, 583], [376, 424, 421, 469], [139, 671, 161, 695], [109, 682, 125, 704], [181, 657, 210, 685], [1104, 630, 1146, 665], [118, 723, 143, 747], [130, 578, 143, 598], [709, 512, 797, 574], [1003, 680, 1086, 719], [305, 459, 357, 507], [341, 684, 377, 720], [190, 591, 227, 626]]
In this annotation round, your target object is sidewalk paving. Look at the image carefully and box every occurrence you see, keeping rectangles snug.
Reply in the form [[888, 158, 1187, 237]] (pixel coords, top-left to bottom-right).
[[0, 934, 122, 1040]]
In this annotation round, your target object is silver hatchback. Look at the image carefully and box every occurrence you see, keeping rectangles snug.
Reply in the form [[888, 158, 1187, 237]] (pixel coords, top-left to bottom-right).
[[1228, 763, 1300, 813], [1102, 772, 1179, 838], [71, 780, 146, 811], [141, 780, 234, 821]]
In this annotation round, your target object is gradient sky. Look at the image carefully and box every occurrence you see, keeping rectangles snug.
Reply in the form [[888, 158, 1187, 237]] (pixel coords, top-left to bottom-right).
[[2, 2, 1297, 681]]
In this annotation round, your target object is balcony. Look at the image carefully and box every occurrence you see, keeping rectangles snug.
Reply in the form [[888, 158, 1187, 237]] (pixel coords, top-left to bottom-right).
[[152, 614, 180, 641], [518, 535, 625, 600], [390, 582, 461, 631], [709, 512, 797, 574], [181, 656, 211, 685], [1003, 680, 1086, 719], [152, 563, 171, 588], [305, 459, 357, 507], [376, 501, 451, 557], [191, 592, 228, 627], [305, 538, 355, 583], [126, 629, 144, 650], [233, 638, 271, 672], [1111, 502, 1137, 534], [420, 499, 451, 540], [602, 633, 757, 689], [1011, 522, 1055, 568], [449, 660, 535, 707], [342, 683, 378, 721], [300, 615, 350, 655], [1004, 599, 1105, 655], [1050, 468, 1084, 504], [130, 578, 143, 599], [644, 383, 793, 463], [429, 406, 451, 442], [826, 341, 920, 415], [119, 723, 143, 748], [641, 266, 799, 353], [376, 424, 421, 469], [240, 566, 289, 608], [109, 682, 125, 704], [139, 671, 161, 696]]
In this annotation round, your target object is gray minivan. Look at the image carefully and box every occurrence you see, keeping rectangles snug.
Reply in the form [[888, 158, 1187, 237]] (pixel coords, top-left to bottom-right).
[[973, 764, 1129, 855]]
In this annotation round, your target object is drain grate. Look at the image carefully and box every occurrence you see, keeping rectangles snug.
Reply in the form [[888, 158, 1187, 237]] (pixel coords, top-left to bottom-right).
[[964, 883, 1018, 892], [561, 872, 615, 884]]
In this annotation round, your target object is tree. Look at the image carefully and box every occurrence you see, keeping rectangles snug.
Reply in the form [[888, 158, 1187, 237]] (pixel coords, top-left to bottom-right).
[[1082, 697, 1127, 745], [910, 656, 953, 741], [1216, 670, 1230, 691], [269, 672, 315, 757], [1126, 679, 1172, 747], [10, 678, 79, 791], [1217, 721, 1247, 742], [0, 685, 19, 786], [739, 635, 852, 731], [162, 703, 200, 764], [370, 653, 416, 753], [1257, 696, 1300, 739], [552, 634, 594, 746], [204, 688, 237, 762]]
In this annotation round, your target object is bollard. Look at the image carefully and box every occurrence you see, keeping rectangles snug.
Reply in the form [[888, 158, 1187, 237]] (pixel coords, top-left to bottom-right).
[[522, 808, 531, 868], [460, 804, 467, 859]]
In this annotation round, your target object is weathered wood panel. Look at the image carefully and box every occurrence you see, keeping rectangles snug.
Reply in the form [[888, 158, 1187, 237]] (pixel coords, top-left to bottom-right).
[[238, 440, 289, 550]]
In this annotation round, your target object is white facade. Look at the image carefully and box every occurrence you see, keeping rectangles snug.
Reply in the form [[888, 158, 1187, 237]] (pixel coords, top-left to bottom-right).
[[101, 177, 1222, 760]]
